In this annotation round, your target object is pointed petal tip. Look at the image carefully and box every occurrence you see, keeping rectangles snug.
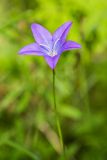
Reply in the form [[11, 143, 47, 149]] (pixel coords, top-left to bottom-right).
[[74, 43, 81, 49], [31, 23, 38, 32], [31, 23, 37, 29], [63, 21, 73, 28], [18, 49, 23, 55], [18, 50, 27, 55], [64, 21, 72, 24], [78, 44, 82, 48]]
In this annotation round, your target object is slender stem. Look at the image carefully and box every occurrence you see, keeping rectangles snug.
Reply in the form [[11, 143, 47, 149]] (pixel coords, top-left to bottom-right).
[[52, 69, 65, 157]]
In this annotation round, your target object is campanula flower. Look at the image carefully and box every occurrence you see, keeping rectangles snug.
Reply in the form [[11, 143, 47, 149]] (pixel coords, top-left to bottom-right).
[[19, 21, 81, 69]]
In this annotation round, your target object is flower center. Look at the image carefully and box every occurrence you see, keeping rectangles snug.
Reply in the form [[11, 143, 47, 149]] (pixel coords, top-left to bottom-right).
[[39, 38, 60, 57], [49, 52, 57, 57]]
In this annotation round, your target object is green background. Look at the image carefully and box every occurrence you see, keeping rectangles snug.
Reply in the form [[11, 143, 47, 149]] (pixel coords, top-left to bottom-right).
[[0, 0, 107, 159]]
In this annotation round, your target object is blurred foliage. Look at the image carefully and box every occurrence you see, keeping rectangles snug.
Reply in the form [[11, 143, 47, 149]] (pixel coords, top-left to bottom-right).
[[0, 0, 107, 159]]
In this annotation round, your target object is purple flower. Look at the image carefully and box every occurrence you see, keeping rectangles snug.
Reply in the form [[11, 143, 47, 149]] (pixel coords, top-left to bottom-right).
[[19, 21, 81, 69]]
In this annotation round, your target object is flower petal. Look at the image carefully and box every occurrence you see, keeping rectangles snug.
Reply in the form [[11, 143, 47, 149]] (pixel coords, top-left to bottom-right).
[[62, 41, 81, 52], [44, 55, 60, 69], [31, 23, 52, 46], [52, 21, 72, 43], [19, 43, 46, 56]]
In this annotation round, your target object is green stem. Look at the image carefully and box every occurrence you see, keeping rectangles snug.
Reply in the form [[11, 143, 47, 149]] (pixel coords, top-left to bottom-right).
[[52, 69, 65, 157]]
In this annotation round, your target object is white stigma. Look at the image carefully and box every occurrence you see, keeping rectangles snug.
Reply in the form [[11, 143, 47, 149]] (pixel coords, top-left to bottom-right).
[[48, 52, 57, 57]]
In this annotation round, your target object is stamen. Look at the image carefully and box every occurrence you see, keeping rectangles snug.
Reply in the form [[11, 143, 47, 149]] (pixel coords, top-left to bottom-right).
[[40, 44, 50, 52], [40, 43, 57, 57], [52, 39, 60, 51]]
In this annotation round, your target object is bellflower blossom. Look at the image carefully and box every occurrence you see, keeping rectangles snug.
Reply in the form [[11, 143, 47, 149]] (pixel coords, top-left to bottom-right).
[[19, 21, 81, 69]]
